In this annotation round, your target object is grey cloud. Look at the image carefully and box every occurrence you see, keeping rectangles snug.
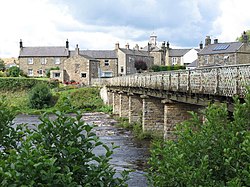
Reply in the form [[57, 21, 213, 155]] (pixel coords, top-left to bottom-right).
[[51, 0, 221, 47]]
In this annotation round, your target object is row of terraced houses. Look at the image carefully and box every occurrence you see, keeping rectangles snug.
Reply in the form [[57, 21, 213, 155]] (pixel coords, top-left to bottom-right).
[[18, 32, 250, 85]]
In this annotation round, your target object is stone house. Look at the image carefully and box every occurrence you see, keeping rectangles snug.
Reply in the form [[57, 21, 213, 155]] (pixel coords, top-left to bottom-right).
[[19, 39, 69, 77], [63, 45, 99, 85], [198, 35, 250, 67], [79, 50, 117, 78], [165, 42, 200, 66], [116, 43, 154, 75], [19, 40, 99, 85]]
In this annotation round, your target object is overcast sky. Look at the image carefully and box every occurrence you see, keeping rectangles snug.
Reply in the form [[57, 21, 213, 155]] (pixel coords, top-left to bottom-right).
[[0, 0, 250, 57]]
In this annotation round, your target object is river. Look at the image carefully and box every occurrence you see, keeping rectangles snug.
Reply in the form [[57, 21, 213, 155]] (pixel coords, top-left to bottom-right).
[[14, 112, 150, 187]]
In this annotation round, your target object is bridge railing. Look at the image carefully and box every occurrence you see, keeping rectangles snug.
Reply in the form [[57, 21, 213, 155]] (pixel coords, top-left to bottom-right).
[[107, 64, 250, 98]]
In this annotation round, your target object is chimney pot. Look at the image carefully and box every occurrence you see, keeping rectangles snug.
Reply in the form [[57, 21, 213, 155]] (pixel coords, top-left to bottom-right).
[[115, 42, 119, 50], [205, 36, 211, 46], [66, 39, 69, 48], [19, 39, 23, 48], [125, 43, 129, 49], [199, 41, 203, 49], [75, 44, 79, 55]]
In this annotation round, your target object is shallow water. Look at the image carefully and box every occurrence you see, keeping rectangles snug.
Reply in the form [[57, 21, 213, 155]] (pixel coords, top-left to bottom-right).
[[14, 112, 150, 187]]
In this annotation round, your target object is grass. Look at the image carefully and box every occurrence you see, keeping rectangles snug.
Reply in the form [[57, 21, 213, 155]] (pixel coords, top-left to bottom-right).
[[0, 86, 112, 115]]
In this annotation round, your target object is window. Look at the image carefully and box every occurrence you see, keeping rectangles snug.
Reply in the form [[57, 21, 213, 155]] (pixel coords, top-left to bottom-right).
[[204, 55, 209, 64], [172, 57, 177, 65], [38, 69, 43, 76], [53, 73, 61, 78], [40, 58, 47, 65], [121, 66, 124, 73], [102, 71, 112, 78], [27, 58, 33, 64], [81, 73, 87, 78], [54, 58, 60, 64], [28, 69, 33, 76], [104, 60, 109, 66]]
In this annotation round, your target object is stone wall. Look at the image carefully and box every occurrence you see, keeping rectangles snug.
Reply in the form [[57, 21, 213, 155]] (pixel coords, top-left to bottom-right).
[[119, 93, 129, 117], [99, 58, 118, 77], [19, 57, 66, 77], [128, 94, 142, 123]]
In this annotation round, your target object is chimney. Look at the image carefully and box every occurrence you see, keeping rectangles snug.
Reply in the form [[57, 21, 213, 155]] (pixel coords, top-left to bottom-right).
[[75, 44, 79, 55], [242, 31, 248, 43], [19, 39, 23, 48], [166, 41, 170, 49], [161, 41, 166, 50], [205, 36, 211, 46], [125, 43, 129, 49], [199, 41, 203, 49], [66, 39, 69, 49], [147, 42, 151, 52], [214, 39, 218, 44], [115, 42, 119, 50], [135, 44, 139, 50]]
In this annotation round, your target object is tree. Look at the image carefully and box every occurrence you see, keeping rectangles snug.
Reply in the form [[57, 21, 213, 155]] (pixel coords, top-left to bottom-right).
[[7, 66, 21, 77], [0, 59, 5, 71], [148, 92, 250, 186], [134, 60, 148, 72], [236, 30, 250, 43]]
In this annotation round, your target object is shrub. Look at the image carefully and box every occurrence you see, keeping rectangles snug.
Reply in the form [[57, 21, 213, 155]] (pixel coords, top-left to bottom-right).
[[147, 93, 250, 186], [46, 67, 60, 78], [28, 83, 53, 109], [7, 66, 21, 77], [0, 101, 129, 186], [150, 65, 185, 72], [134, 60, 148, 72]]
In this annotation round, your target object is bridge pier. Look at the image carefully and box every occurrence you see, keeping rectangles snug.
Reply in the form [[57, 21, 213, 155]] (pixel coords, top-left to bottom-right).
[[119, 93, 129, 117], [107, 91, 113, 106], [128, 94, 142, 123], [141, 95, 164, 135], [163, 100, 201, 140], [112, 92, 120, 115]]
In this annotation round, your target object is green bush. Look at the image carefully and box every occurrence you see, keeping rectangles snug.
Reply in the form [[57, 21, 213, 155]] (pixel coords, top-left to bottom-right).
[[0, 101, 129, 186], [147, 93, 250, 186], [28, 84, 53, 109], [7, 66, 21, 77]]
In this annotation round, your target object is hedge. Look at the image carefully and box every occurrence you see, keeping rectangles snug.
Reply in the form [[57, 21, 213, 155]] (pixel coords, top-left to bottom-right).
[[0, 77, 59, 91], [150, 65, 186, 72]]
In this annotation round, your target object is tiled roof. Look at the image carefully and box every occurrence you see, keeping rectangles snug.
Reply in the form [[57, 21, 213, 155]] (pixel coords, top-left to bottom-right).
[[68, 51, 96, 60], [19, 47, 69, 57], [119, 48, 152, 56], [198, 42, 243, 55], [169, 49, 191, 57], [79, 50, 117, 59]]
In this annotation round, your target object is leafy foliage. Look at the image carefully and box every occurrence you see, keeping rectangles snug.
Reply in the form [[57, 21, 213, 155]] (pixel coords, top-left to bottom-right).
[[134, 60, 148, 72], [0, 77, 59, 91], [236, 30, 250, 43], [28, 83, 53, 109], [148, 94, 250, 186], [150, 65, 186, 72], [46, 67, 60, 78], [7, 66, 21, 77], [0, 100, 129, 186]]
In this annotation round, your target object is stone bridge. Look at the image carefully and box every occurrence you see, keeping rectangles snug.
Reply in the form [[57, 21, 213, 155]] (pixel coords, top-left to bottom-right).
[[100, 64, 250, 139]]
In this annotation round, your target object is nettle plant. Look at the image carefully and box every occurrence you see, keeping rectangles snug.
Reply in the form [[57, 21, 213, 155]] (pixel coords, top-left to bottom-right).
[[0, 99, 129, 186]]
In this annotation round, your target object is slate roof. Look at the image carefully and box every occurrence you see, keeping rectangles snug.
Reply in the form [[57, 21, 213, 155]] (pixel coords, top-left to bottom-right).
[[169, 49, 191, 57], [79, 50, 117, 59], [68, 51, 97, 60], [19, 47, 69, 57], [119, 48, 152, 57], [198, 42, 243, 55], [186, 59, 198, 67]]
